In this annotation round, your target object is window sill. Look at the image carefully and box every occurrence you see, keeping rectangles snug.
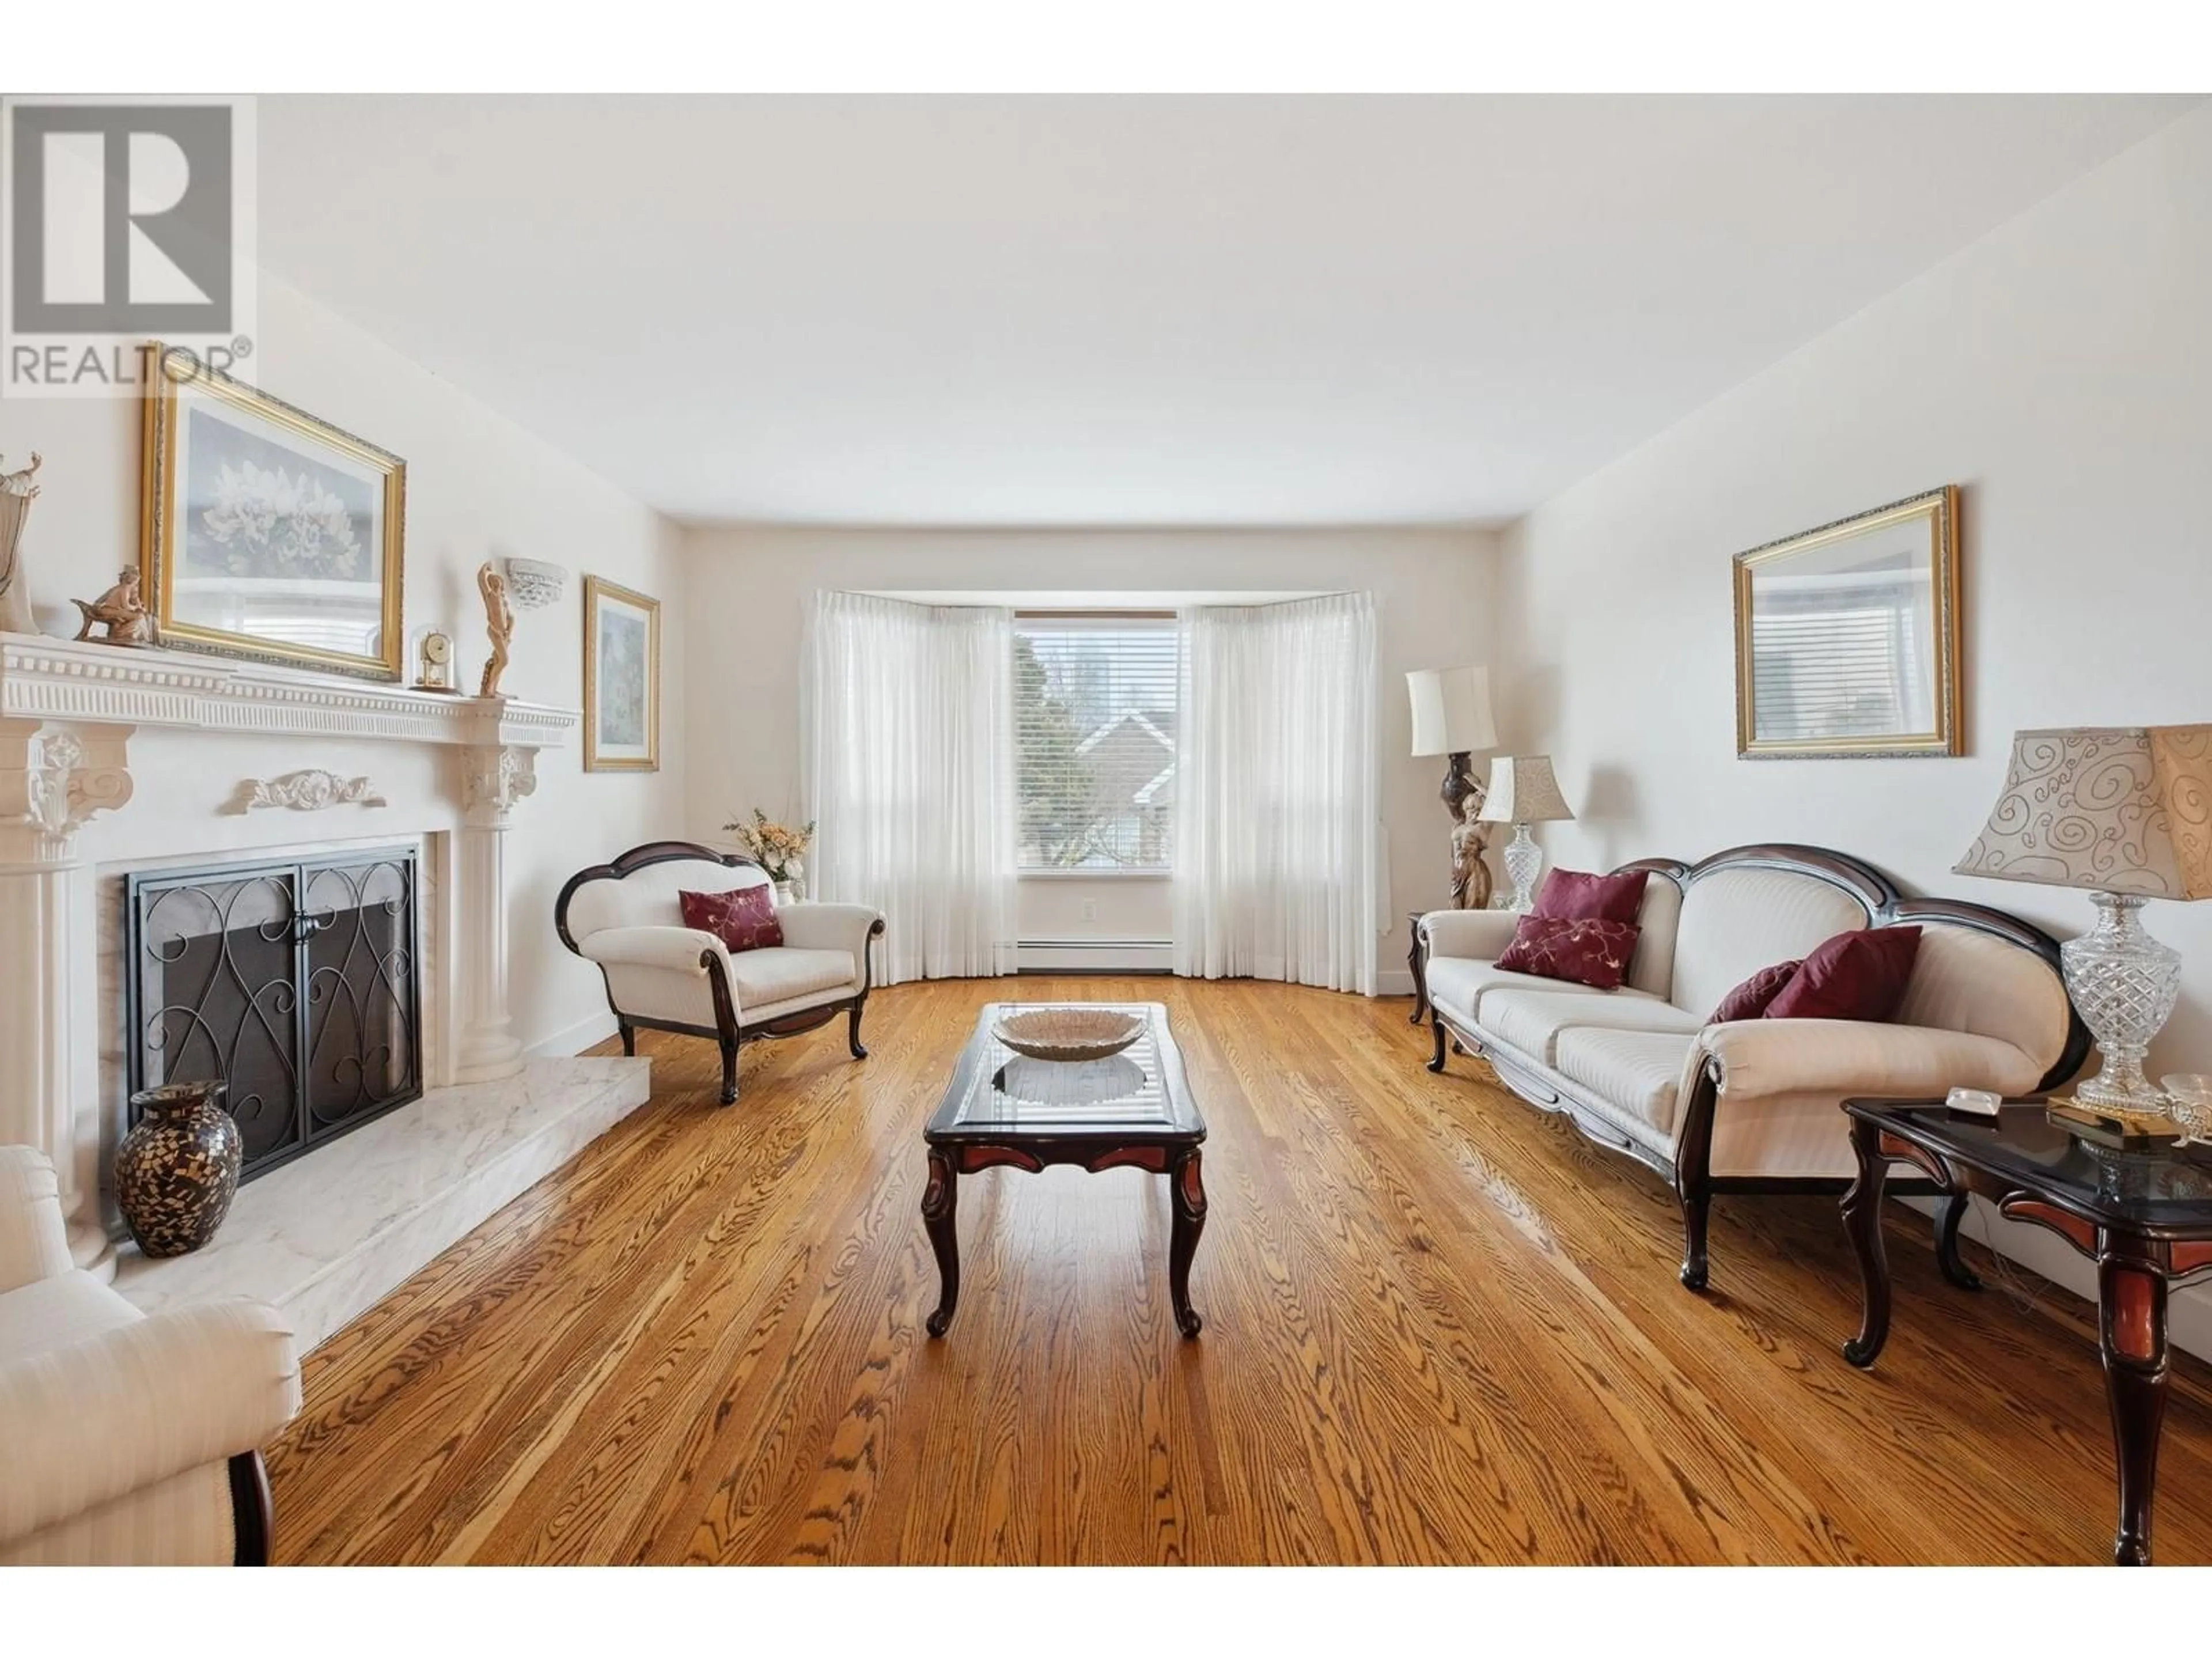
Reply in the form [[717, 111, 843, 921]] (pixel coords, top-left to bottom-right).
[[1017, 869, 1172, 881]]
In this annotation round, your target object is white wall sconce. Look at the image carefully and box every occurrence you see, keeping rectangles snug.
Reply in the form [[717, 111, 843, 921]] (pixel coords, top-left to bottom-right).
[[502, 557, 567, 611]]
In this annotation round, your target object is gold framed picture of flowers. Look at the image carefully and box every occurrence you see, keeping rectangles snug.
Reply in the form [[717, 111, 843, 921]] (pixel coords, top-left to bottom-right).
[[139, 343, 407, 680], [584, 575, 662, 772]]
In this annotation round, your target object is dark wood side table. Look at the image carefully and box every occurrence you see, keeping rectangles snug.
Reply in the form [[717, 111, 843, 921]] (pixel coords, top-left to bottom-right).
[[922, 1002, 1208, 1339], [1841, 1099, 2212, 1566]]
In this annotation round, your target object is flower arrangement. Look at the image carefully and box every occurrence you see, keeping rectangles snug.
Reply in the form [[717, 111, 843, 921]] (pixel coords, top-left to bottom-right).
[[725, 808, 815, 884]]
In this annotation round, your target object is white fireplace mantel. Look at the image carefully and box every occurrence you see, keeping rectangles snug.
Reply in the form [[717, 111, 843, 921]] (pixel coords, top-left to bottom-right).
[[0, 630, 573, 748], [0, 630, 579, 1280]]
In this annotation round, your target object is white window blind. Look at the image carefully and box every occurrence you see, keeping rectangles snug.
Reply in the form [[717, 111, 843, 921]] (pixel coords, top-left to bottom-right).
[[1750, 571, 1934, 743], [1013, 615, 1179, 872]]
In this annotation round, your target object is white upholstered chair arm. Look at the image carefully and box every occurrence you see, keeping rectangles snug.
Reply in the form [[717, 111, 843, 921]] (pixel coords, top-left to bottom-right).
[[1699, 1020, 2046, 1102], [0, 1146, 73, 1295], [772, 903, 884, 965], [0, 1299, 300, 1548], [576, 926, 733, 979], [1418, 908, 1522, 962]]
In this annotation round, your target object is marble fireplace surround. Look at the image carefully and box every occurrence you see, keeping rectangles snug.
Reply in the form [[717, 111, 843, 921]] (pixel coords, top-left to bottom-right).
[[0, 631, 651, 1349]]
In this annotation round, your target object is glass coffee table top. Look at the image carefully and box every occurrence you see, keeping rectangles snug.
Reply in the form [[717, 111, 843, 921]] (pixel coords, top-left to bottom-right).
[[926, 1002, 1204, 1140], [1855, 1101, 2212, 1231]]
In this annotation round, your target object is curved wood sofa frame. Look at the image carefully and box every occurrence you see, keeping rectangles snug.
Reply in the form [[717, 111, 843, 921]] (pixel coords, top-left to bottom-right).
[[1422, 842, 2090, 1294], [555, 839, 885, 1105], [230, 1449, 273, 1565]]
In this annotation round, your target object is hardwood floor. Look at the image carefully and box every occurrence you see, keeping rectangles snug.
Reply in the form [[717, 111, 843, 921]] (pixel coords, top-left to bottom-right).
[[266, 978, 2212, 1564]]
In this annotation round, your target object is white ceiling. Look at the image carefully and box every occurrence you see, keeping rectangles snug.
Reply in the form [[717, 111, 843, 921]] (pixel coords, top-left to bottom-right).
[[257, 95, 2192, 527]]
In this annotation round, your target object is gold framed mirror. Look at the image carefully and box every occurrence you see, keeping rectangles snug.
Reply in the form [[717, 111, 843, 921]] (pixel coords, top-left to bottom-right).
[[140, 343, 407, 681], [1733, 485, 1961, 759]]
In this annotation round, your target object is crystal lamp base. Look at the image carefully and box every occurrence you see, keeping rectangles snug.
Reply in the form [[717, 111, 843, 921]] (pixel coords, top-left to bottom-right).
[[1501, 823, 1545, 914], [2063, 891, 2184, 1113]]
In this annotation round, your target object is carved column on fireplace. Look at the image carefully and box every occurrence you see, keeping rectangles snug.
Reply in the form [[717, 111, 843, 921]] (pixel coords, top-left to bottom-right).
[[0, 718, 134, 1275], [454, 743, 538, 1083]]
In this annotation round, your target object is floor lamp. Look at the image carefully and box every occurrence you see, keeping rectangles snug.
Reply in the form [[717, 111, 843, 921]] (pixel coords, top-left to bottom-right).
[[1406, 666, 1498, 910]]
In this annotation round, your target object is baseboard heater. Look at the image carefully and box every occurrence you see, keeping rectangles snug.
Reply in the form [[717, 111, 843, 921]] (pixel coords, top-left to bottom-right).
[[1016, 939, 1174, 974]]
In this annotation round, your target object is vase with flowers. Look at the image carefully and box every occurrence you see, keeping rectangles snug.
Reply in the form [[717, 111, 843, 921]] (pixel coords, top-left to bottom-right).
[[725, 808, 816, 903]]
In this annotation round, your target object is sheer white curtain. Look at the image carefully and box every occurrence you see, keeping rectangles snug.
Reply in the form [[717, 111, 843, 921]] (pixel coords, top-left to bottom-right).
[[800, 592, 1018, 984], [1172, 593, 1380, 994]]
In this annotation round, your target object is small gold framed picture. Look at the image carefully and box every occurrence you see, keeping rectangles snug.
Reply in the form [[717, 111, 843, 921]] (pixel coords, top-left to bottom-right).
[[583, 575, 660, 772], [1733, 485, 1963, 759]]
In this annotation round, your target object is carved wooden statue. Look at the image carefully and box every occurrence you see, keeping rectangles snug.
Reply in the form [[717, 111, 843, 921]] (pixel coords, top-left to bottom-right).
[[476, 560, 514, 698], [0, 450, 41, 635], [1448, 788, 1495, 911], [71, 566, 158, 647]]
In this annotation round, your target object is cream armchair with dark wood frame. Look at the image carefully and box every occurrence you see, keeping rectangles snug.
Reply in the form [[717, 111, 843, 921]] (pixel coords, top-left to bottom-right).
[[0, 1147, 299, 1565], [555, 840, 886, 1105]]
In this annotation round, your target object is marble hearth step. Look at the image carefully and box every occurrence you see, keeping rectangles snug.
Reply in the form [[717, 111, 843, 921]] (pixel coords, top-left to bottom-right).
[[115, 1056, 653, 1353]]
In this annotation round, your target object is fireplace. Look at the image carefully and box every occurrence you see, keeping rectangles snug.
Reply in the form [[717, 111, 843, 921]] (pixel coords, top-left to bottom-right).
[[1, 631, 656, 1346], [124, 848, 423, 1183]]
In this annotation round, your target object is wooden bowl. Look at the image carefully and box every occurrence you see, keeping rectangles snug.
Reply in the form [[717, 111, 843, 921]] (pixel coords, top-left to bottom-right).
[[992, 1006, 1145, 1063]]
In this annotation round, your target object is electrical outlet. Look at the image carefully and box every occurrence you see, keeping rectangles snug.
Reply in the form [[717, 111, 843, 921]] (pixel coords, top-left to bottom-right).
[[1081, 899, 1097, 922]]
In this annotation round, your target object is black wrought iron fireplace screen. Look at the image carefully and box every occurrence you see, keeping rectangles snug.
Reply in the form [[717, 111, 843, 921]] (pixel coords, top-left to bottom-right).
[[125, 849, 423, 1183]]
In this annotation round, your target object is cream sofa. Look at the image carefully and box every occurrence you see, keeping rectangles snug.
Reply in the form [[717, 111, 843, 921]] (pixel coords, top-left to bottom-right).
[[1418, 844, 2086, 1291], [0, 1147, 300, 1565], [556, 840, 886, 1104]]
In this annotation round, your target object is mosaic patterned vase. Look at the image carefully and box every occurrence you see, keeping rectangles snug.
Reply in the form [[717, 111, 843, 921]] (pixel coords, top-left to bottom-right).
[[115, 1080, 243, 1257]]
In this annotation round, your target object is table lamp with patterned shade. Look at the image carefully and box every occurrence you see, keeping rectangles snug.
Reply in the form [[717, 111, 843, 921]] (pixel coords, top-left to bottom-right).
[[1954, 726, 2212, 1112], [1478, 755, 1576, 913]]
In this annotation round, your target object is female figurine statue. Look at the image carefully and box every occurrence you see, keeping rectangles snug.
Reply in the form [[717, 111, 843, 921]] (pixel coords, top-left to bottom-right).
[[0, 451, 43, 635], [1448, 790, 1495, 911], [476, 560, 514, 698]]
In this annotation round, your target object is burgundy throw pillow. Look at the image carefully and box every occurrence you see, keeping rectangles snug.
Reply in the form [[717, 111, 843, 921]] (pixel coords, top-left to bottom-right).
[[679, 885, 785, 954], [1532, 866, 1651, 926], [1495, 915, 1642, 991], [1762, 926, 1922, 1022], [1708, 960, 1802, 1024]]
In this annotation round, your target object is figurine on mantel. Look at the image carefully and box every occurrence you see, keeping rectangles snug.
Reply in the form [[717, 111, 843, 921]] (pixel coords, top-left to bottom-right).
[[476, 558, 514, 698], [0, 450, 42, 635], [72, 566, 159, 647]]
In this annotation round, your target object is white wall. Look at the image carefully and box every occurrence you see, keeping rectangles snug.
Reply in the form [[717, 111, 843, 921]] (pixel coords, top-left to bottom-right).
[[682, 527, 1499, 987], [0, 273, 687, 1058], [1496, 103, 2212, 1071]]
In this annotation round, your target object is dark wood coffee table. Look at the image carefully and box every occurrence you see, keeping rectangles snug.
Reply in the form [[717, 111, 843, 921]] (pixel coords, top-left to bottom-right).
[[921, 1002, 1207, 1339], [1842, 1097, 2212, 1566]]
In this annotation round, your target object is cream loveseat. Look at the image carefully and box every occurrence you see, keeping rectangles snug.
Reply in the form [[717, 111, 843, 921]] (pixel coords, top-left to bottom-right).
[[0, 1147, 300, 1565], [556, 840, 886, 1104], [1418, 844, 2087, 1291]]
